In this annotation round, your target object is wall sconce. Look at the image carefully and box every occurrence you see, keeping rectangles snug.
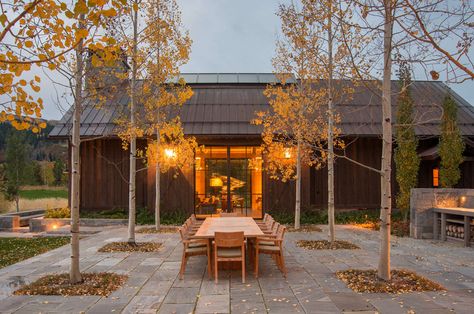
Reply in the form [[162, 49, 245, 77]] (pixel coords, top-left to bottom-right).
[[164, 148, 176, 159]]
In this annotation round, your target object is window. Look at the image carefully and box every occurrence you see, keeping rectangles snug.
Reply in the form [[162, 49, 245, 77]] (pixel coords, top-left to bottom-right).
[[194, 146, 263, 218], [433, 167, 439, 187]]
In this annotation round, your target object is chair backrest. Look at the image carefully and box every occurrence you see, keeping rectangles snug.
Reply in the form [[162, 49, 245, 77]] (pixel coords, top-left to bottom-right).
[[277, 226, 286, 241], [214, 231, 244, 248], [181, 222, 193, 239], [266, 217, 275, 229], [184, 218, 193, 228], [263, 213, 270, 222], [178, 227, 186, 241], [271, 221, 280, 235]]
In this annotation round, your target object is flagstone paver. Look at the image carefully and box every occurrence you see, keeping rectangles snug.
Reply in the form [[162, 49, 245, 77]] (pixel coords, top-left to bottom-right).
[[0, 224, 474, 313]]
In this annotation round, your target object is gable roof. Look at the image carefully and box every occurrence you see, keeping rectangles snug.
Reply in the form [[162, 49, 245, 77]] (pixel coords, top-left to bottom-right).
[[49, 74, 474, 138]]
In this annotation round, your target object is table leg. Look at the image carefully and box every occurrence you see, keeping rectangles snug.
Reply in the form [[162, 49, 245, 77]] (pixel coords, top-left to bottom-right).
[[441, 213, 447, 241], [464, 216, 471, 247], [433, 212, 439, 240], [208, 239, 214, 278], [247, 238, 254, 267]]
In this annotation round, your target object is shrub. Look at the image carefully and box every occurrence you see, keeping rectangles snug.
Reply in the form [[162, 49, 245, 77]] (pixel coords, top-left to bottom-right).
[[44, 206, 70, 218], [80, 207, 188, 225], [269, 209, 404, 225]]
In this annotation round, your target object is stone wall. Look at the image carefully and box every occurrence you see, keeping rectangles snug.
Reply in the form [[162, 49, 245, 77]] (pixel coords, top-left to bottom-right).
[[410, 188, 474, 239]]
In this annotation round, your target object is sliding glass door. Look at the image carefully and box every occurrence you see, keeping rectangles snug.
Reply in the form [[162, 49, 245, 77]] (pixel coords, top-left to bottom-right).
[[194, 146, 263, 218]]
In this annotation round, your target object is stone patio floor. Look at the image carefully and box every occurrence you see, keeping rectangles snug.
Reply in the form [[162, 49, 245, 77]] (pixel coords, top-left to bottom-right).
[[0, 224, 474, 313]]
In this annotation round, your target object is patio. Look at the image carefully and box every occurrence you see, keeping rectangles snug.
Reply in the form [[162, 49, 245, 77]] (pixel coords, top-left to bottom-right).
[[0, 225, 474, 314]]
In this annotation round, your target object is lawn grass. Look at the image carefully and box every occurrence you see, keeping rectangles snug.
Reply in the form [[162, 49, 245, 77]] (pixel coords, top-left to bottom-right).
[[0, 237, 70, 269], [19, 189, 68, 200]]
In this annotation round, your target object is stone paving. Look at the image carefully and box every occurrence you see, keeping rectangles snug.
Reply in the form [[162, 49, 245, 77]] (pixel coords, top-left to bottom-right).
[[0, 224, 474, 313]]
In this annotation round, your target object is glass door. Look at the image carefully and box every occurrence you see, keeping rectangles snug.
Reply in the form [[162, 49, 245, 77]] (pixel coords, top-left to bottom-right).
[[194, 146, 263, 218]]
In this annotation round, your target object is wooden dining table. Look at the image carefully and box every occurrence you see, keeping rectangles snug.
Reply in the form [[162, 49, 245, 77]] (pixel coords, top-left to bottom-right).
[[191, 217, 265, 239], [191, 217, 265, 271]]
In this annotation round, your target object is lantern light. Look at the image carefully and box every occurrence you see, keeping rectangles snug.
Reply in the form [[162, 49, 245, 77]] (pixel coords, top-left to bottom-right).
[[164, 148, 176, 159]]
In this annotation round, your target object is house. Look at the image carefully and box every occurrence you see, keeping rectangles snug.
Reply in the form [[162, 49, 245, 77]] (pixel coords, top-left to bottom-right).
[[49, 73, 474, 218]]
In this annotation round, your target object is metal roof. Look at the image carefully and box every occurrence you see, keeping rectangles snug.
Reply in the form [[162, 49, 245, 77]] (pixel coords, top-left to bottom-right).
[[166, 73, 297, 84], [49, 76, 474, 138]]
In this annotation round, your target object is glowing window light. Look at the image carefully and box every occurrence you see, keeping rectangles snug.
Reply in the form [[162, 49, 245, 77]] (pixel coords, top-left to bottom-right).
[[433, 167, 439, 187]]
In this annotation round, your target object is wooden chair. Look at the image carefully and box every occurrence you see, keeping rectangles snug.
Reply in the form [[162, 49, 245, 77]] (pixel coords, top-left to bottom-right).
[[190, 214, 203, 226], [254, 226, 287, 278], [262, 219, 278, 235], [255, 213, 270, 226], [183, 218, 200, 235], [179, 227, 211, 280], [248, 223, 280, 265], [214, 231, 246, 283]]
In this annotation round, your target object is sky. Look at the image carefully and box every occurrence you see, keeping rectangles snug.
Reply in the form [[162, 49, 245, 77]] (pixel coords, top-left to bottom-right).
[[38, 0, 474, 120]]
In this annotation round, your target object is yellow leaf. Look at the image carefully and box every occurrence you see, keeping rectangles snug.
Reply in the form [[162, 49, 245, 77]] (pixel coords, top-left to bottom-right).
[[0, 14, 7, 26], [34, 75, 41, 83], [76, 29, 89, 40], [25, 41, 33, 48], [74, 1, 89, 14], [102, 8, 117, 17]]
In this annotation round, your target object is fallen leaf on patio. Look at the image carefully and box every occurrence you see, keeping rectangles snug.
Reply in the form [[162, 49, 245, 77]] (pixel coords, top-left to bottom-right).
[[297, 240, 360, 250], [14, 273, 128, 296], [335, 269, 445, 293], [98, 242, 162, 253]]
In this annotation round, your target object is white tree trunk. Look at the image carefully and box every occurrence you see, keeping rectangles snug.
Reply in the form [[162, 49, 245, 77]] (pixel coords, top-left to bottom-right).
[[70, 14, 85, 283], [295, 140, 301, 230], [155, 129, 161, 230], [15, 195, 19, 213], [327, 0, 335, 244], [127, 5, 139, 244], [378, 0, 394, 281]]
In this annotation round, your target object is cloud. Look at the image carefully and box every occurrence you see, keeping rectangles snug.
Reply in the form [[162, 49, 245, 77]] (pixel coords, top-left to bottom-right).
[[24, 0, 474, 120]]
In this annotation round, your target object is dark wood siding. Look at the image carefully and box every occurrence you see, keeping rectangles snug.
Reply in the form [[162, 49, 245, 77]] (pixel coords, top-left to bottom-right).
[[263, 165, 311, 213], [310, 137, 382, 209], [146, 164, 195, 214], [419, 159, 474, 189], [77, 136, 474, 213], [79, 139, 147, 211]]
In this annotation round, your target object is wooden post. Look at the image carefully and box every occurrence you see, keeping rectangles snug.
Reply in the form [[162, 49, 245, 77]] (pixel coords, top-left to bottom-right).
[[441, 213, 446, 241], [433, 211, 439, 240], [464, 216, 471, 247]]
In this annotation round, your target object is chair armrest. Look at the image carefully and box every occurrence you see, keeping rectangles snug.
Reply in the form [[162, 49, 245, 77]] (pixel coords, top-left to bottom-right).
[[183, 239, 208, 245], [255, 237, 282, 245], [257, 235, 277, 240]]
